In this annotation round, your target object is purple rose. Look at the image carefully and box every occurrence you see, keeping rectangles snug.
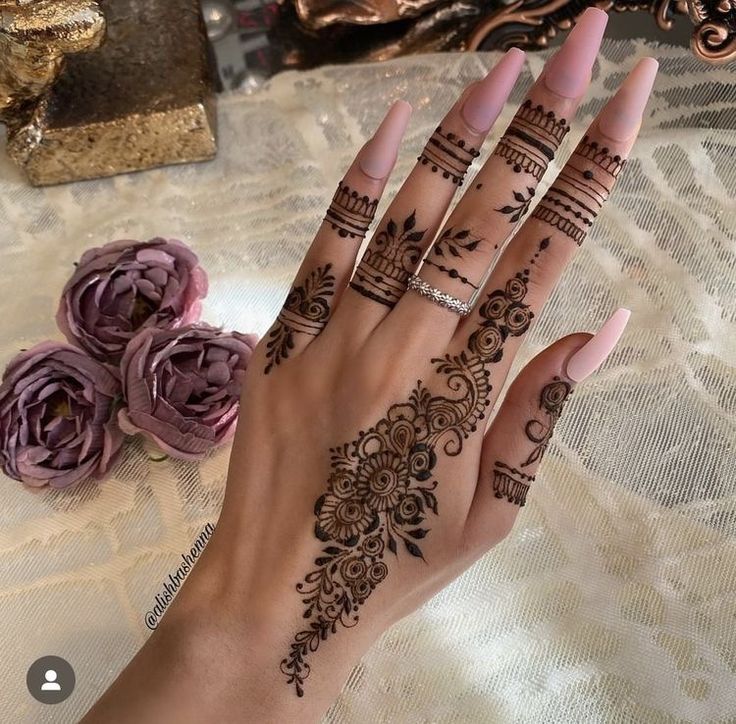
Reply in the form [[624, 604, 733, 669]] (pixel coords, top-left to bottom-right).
[[118, 324, 257, 460], [56, 238, 208, 369], [0, 342, 123, 488]]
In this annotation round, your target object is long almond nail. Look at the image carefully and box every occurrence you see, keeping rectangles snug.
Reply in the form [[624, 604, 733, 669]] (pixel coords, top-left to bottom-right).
[[566, 308, 631, 382], [543, 8, 608, 99], [359, 100, 413, 180], [598, 57, 658, 142], [461, 47, 526, 133]]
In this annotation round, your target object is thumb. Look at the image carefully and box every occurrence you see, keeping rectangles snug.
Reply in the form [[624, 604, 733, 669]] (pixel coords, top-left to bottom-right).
[[463, 308, 631, 552]]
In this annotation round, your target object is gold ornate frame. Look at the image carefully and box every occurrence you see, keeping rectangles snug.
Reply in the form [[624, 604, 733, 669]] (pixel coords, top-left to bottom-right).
[[466, 0, 736, 64]]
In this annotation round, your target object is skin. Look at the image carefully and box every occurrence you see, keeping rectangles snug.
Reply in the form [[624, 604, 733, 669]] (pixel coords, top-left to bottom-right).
[[82, 11, 657, 723]]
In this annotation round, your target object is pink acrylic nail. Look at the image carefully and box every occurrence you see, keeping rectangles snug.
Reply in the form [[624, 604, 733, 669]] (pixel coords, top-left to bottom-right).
[[566, 308, 631, 382], [461, 47, 526, 132], [598, 57, 658, 142], [543, 8, 608, 99], [359, 100, 413, 180]]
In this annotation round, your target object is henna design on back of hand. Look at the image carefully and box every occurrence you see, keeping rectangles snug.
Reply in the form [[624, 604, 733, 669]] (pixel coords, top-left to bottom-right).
[[264, 265, 335, 374], [522, 376, 572, 466], [349, 211, 426, 308], [324, 181, 379, 240], [281, 245, 545, 696], [418, 126, 480, 186], [492, 100, 570, 181], [423, 226, 484, 290], [532, 136, 625, 246], [492, 461, 533, 506]]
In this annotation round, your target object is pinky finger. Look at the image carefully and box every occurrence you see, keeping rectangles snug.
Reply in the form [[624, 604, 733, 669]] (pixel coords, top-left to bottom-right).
[[463, 308, 631, 550]]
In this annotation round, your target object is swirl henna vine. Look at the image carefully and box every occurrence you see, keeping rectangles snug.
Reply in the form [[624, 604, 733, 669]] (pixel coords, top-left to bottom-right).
[[281, 246, 549, 697], [324, 181, 379, 240], [522, 376, 572, 466], [350, 211, 427, 307], [492, 100, 570, 181], [264, 265, 335, 374], [423, 226, 485, 290], [418, 126, 480, 186], [532, 136, 625, 246]]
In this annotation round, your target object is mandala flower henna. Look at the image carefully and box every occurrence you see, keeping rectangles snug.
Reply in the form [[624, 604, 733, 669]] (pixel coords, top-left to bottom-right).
[[324, 181, 379, 240], [532, 136, 625, 246], [281, 257, 541, 696], [492, 461, 534, 507], [492, 100, 570, 181], [418, 126, 480, 186], [350, 211, 427, 308], [264, 265, 335, 374], [522, 376, 572, 466], [423, 226, 484, 290]]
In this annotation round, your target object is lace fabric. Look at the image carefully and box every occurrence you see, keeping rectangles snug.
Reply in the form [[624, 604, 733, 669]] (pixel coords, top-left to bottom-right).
[[0, 39, 734, 722]]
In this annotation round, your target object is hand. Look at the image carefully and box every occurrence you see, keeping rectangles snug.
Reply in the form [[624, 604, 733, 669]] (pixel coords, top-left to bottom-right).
[[83, 9, 657, 722]]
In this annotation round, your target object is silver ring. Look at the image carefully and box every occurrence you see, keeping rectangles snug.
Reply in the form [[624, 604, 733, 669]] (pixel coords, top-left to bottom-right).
[[407, 275, 471, 317]]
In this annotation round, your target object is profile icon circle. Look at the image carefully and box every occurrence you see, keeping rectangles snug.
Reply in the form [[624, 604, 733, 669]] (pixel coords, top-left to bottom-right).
[[27, 656, 75, 704]]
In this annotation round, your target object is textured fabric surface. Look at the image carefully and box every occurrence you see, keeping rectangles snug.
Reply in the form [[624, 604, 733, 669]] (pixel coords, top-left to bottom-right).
[[1, 39, 735, 723]]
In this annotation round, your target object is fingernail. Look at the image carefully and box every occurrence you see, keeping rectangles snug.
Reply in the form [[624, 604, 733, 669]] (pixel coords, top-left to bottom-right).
[[598, 57, 658, 142], [543, 8, 608, 99], [461, 47, 526, 132], [359, 100, 413, 180], [566, 308, 631, 382]]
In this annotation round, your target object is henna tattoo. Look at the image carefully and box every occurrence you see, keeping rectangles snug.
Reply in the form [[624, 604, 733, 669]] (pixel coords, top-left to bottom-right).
[[282, 256, 543, 696], [264, 265, 335, 374], [522, 376, 572, 466], [350, 211, 426, 308], [533, 135, 626, 246], [423, 226, 483, 290], [418, 126, 480, 186], [493, 100, 570, 181], [324, 181, 378, 240], [492, 461, 533, 506], [497, 186, 536, 223]]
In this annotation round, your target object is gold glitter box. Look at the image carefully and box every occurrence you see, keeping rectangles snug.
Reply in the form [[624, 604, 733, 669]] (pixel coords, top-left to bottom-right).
[[1, 0, 217, 186]]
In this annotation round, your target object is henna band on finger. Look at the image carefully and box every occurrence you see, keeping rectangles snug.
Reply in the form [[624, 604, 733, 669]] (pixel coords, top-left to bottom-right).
[[407, 274, 471, 317], [324, 181, 379, 240]]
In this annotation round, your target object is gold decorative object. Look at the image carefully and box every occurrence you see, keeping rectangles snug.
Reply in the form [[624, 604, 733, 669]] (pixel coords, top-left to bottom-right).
[[281, 0, 736, 65], [1, 0, 217, 186]]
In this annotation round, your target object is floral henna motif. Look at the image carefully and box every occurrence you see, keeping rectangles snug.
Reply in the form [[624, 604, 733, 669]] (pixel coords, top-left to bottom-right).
[[349, 211, 427, 308], [423, 226, 484, 290], [418, 126, 480, 186], [324, 181, 379, 240], [532, 135, 626, 246], [281, 258, 540, 696], [492, 100, 570, 181], [521, 376, 572, 466], [492, 461, 534, 506], [264, 264, 335, 374]]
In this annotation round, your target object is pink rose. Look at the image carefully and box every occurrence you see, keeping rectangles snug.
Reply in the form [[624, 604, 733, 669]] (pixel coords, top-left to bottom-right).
[[56, 238, 208, 369], [118, 324, 257, 460], [0, 342, 123, 488]]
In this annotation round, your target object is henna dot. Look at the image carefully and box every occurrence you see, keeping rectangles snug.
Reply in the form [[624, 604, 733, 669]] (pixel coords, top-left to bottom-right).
[[471, 425, 477, 432], [583, 170, 594, 180], [443, 171, 450, 178], [575, 211, 581, 218], [484, 370, 490, 377], [432, 165, 438, 172], [602, 147, 609, 154], [535, 104, 543, 111], [476, 183, 483, 190], [513, 164, 522, 173], [447, 132, 455, 140], [614, 154, 621, 162], [458, 139, 465, 148], [449, 269, 459, 278], [485, 400, 491, 406]]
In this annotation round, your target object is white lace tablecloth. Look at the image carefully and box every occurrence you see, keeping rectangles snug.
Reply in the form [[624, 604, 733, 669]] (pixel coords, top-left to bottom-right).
[[1, 39, 735, 723]]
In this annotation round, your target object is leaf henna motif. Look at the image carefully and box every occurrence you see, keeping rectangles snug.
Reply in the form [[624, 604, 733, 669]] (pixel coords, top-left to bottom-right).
[[281, 262, 541, 696]]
